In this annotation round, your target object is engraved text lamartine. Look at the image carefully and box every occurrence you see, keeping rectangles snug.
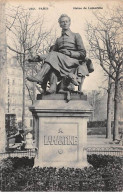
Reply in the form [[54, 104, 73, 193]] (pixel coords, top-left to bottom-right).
[[44, 135, 78, 145]]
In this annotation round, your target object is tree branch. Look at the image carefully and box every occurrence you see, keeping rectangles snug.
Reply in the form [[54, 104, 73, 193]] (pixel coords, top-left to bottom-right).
[[7, 45, 24, 55]]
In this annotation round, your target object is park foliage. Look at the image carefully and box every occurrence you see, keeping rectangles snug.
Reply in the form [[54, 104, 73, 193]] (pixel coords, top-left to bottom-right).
[[0, 155, 122, 191]]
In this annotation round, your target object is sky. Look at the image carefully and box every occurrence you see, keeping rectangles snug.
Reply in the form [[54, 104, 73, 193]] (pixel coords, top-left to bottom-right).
[[6, 0, 121, 91]]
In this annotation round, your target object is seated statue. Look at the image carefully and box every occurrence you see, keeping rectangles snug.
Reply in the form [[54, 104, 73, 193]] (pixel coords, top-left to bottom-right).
[[27, 14, 94, 94]]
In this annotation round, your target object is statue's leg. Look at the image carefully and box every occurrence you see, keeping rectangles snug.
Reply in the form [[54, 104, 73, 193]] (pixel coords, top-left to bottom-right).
[[78, 76, 85, 92], [66, 82, 75, 91], [35, 72, 50, 94], [26, 63, 51, 84], [41, 78, 48, 93], [67, 73, 79, 86], [47, 71, 58, 94], [58, 77, 67, 92], [58, 77, 75, 92], [66, 68, 76, 91]]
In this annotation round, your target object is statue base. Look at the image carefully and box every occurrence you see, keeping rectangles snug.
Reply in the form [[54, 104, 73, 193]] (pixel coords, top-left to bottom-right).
[[29, 93, 92, 168], [37, 92, 87, 101]]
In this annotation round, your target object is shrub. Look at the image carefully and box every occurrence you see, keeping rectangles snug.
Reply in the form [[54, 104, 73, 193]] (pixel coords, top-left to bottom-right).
[[87, 121, 107, 128], [0, 158, 14, 172], [100, 163, 123, 191], [0, 155, 122, 191], [87, 154, 122, 168], [11, 157, 34, 169]]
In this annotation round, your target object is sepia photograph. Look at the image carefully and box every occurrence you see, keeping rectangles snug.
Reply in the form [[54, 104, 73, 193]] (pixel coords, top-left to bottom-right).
[[0, 0, 123, 192]]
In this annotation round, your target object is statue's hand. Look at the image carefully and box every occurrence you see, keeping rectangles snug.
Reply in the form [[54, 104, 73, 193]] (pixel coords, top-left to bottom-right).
[[59, 49, 71, 56]]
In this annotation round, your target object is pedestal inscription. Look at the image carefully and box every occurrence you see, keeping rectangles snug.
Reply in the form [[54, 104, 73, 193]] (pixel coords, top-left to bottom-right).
[[40, 119, 79, 162]]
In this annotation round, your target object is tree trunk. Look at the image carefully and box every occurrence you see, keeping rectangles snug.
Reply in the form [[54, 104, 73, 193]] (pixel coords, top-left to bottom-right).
[[32, 82, 36, 104], [0, 1, 7, 152], [22, 55, 26, 131], [106, 68, 113, 139], [113, 73, 120, 140], [32, 65, 36, 104], [92, 90, 96, 121], [106, 84, 113, 139]]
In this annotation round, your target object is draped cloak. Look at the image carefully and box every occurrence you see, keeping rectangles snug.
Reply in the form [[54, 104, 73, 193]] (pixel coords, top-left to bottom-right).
[[44, 29, 89, 78]]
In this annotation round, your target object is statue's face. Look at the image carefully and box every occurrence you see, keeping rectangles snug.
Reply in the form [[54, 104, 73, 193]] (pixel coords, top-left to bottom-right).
[[59, 16, 71, 30]]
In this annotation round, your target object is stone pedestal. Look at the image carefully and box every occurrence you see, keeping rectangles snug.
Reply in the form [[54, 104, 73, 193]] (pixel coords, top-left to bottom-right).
[[29, 94, 93, 168]]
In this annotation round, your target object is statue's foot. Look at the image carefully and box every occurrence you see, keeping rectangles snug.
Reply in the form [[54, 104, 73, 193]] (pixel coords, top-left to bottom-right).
[[46, 88, 56, 94], [26, 76, 42, 84], [36, 84, 45, 94]]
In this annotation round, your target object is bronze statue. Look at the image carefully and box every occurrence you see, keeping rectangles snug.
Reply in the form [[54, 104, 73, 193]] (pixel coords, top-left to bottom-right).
[[27, 14, 94, 94]]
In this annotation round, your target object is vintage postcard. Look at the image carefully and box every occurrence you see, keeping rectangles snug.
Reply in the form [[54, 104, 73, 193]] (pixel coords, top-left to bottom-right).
[[0, 0, 122, 192]]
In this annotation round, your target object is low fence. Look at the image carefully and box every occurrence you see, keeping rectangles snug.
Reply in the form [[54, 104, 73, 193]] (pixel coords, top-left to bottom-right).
[[86, 147, 123, 157], [0, 149, 37, 159], [0, 147, 123, 158], [0, 147, 123, 159]]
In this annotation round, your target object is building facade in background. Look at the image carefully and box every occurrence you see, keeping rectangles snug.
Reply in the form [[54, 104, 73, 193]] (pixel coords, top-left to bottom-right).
[[0, 1, 7, 152], [6, 57, 33, 130]]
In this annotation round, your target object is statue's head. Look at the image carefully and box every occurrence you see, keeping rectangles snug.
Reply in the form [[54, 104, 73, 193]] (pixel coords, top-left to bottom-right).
[[58, 14, 71, 30]]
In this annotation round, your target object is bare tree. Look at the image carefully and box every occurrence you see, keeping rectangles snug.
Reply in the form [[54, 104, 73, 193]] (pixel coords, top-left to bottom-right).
[[6, 5, 54, 130], [86, 7, 123, 140]]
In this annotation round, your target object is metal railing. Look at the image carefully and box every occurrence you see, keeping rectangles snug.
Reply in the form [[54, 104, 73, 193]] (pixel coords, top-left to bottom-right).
[[0, 149, 36, 159], [86, 147, 123, 157], [0, 147, 122, 159]]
